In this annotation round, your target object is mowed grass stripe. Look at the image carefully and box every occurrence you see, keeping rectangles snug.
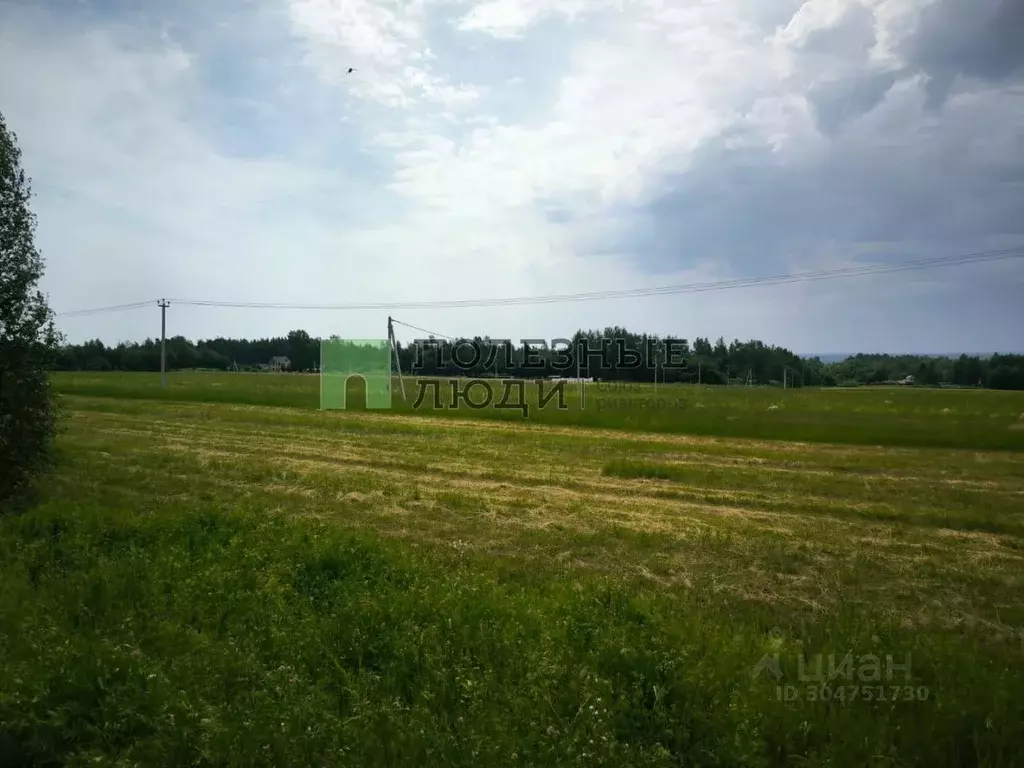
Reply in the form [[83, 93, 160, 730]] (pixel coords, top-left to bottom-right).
[[64, 395, 1024, 477], [65, 402, 1024, 533], [83, 415, 1024, 492], [64, 404, 1024, 536], [64, 394, 1024, 484]]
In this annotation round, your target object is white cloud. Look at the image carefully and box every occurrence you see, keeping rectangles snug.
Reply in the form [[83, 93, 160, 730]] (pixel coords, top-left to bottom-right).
[[0, 0, 1020, 352], [456, 0, 617, 38], [289, 0, 484, 108]]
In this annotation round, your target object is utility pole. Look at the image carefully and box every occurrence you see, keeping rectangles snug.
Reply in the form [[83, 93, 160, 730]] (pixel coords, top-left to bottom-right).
[[387, 315, 406, 400], [576, 336, 586, 409], [158, 299, 169, 389], [653, 342, 658, 390]]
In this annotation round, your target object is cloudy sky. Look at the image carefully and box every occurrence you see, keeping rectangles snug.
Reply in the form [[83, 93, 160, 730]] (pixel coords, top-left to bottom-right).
[[2, 0, 1022, 353]]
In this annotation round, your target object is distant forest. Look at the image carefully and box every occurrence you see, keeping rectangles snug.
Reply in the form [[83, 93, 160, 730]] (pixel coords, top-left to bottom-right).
[[53, 328, 1024, 390]]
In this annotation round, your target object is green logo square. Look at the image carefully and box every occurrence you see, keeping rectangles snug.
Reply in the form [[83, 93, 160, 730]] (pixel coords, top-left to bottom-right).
[[320, 338, 392, 409]]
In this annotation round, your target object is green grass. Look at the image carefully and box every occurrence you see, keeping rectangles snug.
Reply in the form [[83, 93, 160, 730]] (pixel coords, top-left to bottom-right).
[[7, 500, 1020, 767], [52, 371, 1024, 451], [3, 390, 1024, 765]]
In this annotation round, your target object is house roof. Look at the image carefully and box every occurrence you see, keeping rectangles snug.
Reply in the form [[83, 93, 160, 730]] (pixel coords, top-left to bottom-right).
[[269, 356, 290, 363]]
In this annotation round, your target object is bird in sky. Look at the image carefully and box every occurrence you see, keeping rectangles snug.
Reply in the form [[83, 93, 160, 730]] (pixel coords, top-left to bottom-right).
[[347, 67, 356, 74]]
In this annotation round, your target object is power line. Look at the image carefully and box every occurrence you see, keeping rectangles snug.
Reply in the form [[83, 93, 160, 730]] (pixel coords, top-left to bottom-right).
[[53, 246, 1024, 316], [55, 300, 159, 318], [168, 247, 1024, 309], [390, 319, 456, 340]]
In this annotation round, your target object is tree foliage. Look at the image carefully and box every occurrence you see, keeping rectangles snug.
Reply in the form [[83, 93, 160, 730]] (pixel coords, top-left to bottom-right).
[[0, 111, 62, 509]]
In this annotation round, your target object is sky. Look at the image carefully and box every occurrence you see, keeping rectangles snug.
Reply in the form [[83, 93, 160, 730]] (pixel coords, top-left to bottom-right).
[[1, 0, 1022, 353]]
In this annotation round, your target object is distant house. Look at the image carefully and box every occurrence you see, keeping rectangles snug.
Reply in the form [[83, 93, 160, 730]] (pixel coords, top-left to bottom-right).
[[898, 375, 915, 385], [268, 356, 291, 372]]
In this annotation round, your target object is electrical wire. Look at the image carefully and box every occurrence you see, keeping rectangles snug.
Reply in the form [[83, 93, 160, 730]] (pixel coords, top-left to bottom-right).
[[55, 300, 159, 318], [169, 247, 1024, 309], [53, 246, 1024, 316], [390, 319, 456, 340]]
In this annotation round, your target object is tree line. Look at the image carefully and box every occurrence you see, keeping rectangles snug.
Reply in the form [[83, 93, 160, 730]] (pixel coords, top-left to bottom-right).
[[825, 353, 1024, 390], [51, 328, 1024, 390]]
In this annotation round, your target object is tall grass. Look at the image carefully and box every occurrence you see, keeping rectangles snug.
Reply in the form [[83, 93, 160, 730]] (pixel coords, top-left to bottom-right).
[[3, 497, 1022, 767]]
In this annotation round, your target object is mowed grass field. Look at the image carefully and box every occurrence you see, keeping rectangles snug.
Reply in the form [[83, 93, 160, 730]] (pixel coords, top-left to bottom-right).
[[2, 372, 1024, 766]]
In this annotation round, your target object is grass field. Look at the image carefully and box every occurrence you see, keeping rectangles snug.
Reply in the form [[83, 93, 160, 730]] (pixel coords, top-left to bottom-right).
[[51, 371, 1024, 451], [2, 373, 1024, 766]]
